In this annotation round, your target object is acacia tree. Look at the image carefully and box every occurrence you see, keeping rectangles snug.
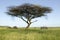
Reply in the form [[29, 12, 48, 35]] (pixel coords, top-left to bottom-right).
[[7, 3, 52, 28]]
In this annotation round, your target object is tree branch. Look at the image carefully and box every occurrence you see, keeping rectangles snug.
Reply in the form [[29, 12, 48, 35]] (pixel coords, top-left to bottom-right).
[[31, 20, 37, 23], [20, 16, 28, 24]]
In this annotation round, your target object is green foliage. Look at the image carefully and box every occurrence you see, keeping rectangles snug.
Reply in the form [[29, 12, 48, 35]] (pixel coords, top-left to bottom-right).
[[13, 26, 18, 29], [0, 27, 60, 40], [7, 3, 51, 19], [6, 3, 52, 28]]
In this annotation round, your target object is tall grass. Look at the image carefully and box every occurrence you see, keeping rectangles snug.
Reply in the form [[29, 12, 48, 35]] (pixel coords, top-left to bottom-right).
[[0, 27, 60, 40]]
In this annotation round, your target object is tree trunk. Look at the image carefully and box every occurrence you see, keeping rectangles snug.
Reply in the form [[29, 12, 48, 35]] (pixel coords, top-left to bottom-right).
[[26, 23, 31, 29]]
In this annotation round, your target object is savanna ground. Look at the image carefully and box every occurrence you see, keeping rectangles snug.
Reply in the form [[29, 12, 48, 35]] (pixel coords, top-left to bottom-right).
[[0, 26, 60, 40]]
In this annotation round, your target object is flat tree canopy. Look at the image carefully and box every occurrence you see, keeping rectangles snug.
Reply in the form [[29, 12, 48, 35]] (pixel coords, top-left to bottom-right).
[[7, 3, 52, 28]]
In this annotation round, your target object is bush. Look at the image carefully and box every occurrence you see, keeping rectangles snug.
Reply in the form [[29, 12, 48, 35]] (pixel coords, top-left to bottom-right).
[[41, 26, 48, 29], [13, 26, 18, 29], [7, 27, 12, 29]]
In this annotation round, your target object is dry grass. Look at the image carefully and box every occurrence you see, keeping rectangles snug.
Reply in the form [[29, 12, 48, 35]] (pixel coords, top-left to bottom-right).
[[0, 27, 60, 40]]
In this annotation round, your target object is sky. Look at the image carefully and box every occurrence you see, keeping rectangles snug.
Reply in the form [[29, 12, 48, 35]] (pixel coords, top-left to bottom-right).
[[0, 0, 60, 27]]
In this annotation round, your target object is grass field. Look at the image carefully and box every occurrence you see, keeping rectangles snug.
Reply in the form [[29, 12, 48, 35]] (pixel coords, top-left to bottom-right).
[[0, 26, 60, 40]]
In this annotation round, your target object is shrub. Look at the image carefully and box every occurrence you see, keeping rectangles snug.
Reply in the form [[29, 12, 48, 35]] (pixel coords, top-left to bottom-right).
[[41, 26, 48, 29], [13, 26, 18, 29], [7, 27, 12, 29]]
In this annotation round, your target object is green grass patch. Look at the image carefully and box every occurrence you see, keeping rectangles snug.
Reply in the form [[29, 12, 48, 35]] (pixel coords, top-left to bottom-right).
[[0, 27, 60, 40]]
